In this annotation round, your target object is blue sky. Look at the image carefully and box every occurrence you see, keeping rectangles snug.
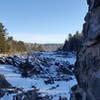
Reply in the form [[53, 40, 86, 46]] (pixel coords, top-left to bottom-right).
[[0, 0, 88, 43]]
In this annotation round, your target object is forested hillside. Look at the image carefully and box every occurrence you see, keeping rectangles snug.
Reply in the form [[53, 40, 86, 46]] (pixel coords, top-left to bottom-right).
[[0, 23, 26, 53], [0, 23, 45, 54], [63, 31, 84, 52]]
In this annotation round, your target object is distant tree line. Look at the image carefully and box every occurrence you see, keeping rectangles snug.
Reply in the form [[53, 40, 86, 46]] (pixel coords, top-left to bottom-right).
[[25, 43, 44, 53], [63, 31, 85, 52], [0, 22, 44, 54]]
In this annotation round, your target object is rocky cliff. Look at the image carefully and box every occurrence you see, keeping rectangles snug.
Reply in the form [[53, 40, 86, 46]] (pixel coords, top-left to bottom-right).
[[70, 0, 100, 100]]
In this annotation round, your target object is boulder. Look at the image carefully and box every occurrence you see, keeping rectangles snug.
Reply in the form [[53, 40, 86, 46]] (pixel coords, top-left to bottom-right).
[[0, 89, 5, 98], [13, 90, 38, 100], [0, 74, 12, 89]]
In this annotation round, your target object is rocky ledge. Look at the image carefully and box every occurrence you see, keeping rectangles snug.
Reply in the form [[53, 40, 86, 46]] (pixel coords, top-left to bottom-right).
[[70, 0, 100, 100]]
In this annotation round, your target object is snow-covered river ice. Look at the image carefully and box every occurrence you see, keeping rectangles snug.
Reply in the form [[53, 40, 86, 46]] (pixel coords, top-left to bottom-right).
[[0, 51, 77, 100]]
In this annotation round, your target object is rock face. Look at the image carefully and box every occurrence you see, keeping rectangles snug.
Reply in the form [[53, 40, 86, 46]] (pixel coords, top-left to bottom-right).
[[71, 0, 100, 100], [84, 0, 100, 40]]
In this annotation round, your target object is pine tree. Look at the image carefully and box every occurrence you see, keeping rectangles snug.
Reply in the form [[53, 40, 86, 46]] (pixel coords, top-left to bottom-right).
[[0, 23, 7, 53]]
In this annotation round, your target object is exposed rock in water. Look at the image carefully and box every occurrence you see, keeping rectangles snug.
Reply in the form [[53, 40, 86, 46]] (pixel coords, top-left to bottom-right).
[[0, 74, 12, 89], [0, 74, 12, 98], [70, 0, 100, 100], [13, 90, 38, 100], [0, 89, 5, 98]]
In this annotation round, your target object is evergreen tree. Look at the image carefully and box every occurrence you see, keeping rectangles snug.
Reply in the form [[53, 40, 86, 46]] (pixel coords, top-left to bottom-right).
[[63, 31, 84, 52], [0, 23, 7, 53]]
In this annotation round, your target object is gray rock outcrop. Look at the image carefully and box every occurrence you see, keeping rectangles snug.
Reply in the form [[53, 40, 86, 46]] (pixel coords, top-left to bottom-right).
[[0, 74, 12, 89], [70, 0, 100, 100], [0, 74, 12, 98], [13, 90, 38, 100]]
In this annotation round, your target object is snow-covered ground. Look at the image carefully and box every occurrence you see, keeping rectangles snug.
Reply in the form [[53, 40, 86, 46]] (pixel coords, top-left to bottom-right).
[[0, 51, 77, 100]]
